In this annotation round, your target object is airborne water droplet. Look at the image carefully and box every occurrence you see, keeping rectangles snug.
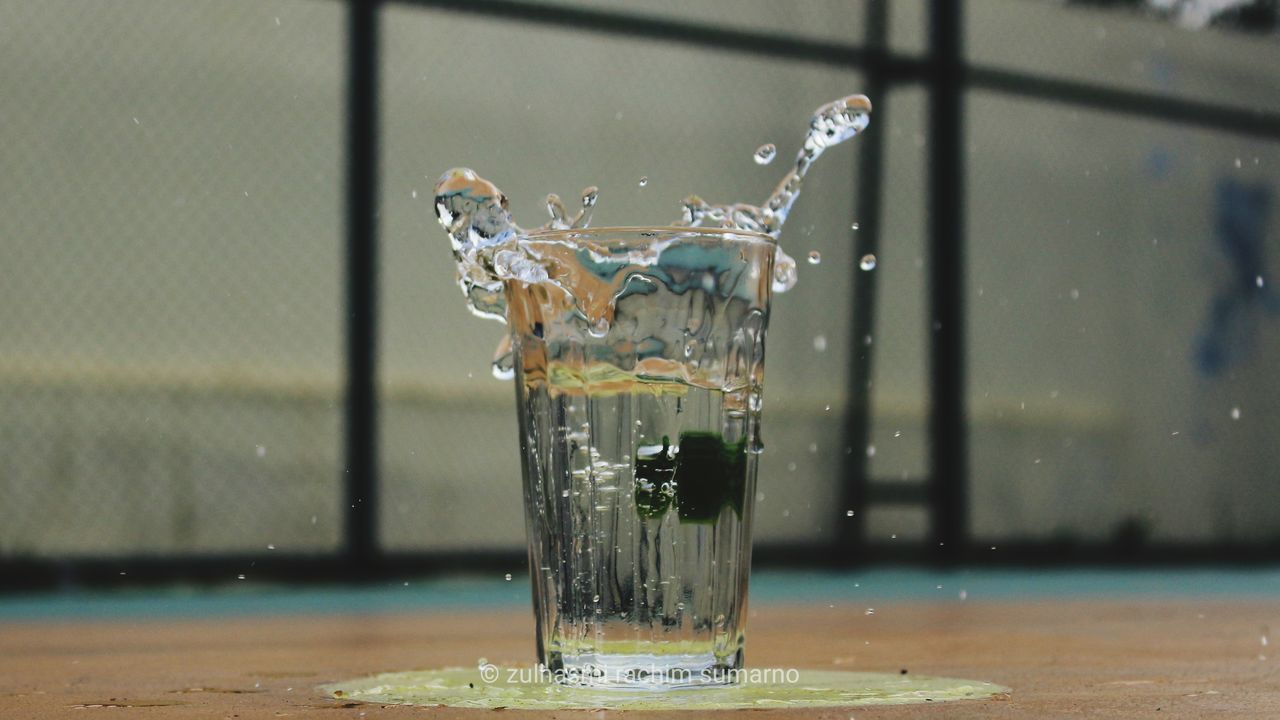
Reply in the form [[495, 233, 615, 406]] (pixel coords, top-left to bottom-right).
[[859, 254, 877, 271], [808, 250, 821, 264], [1231, 407, 1241, 420], [504, 573, 513, 581], [638, 176, 649, 187], [851, 222, 860, 231], [753, 143, 777, 165], [846, 509, 855, 517], [813, 335, 827, 352]]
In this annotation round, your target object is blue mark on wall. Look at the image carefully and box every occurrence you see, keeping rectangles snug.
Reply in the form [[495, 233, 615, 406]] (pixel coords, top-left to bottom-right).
[[1195, 178, 1277, 377], [1144, 146, 1174, 181]]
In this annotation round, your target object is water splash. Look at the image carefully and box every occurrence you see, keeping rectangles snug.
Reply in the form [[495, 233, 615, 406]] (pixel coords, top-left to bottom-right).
[[432, 94, 872, 317], [675, 94, 872, 292]]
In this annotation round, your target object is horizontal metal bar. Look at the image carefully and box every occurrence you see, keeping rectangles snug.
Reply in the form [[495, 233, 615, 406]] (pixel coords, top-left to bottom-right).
[[396, 0, 1280, 140], [0, 543, 837, 592], [401, 0, 915, 73], [860, 540, 1280, 567], [968, 63, 1280, 141], [4, 538, 1276, 593]]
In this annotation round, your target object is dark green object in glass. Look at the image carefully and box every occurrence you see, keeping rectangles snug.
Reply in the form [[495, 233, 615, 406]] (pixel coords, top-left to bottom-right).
[[633, 432, 747, 524]]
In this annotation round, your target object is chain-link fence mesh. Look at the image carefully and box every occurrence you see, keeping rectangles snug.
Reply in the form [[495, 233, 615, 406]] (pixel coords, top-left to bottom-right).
[[4, 0, 1277, 566], [0, 0, 346, 557]]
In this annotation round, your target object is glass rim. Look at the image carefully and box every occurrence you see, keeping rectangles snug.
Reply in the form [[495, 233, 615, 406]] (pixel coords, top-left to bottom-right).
[[519, 225, 776, 247]]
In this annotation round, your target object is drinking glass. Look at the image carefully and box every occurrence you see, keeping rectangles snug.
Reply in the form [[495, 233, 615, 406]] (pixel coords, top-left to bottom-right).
[[504, 227, 776, 689]]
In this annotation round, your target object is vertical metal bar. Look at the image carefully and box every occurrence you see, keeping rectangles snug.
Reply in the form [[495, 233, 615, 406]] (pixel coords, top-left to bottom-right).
[[344, 0, 381, 572], [927, 0, 967, 563], [838, 0, 889, 565]]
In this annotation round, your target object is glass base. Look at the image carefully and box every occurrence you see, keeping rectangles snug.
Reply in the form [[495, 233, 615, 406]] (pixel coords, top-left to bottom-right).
[[552, 651, 742, 690]]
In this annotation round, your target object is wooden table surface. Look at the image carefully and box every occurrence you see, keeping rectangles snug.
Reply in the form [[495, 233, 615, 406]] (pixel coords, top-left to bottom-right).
[[3, 599, 1278, 718]]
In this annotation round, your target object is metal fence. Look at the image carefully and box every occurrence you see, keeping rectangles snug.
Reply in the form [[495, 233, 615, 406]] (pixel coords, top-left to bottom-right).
[[3, 0, 1279, 591]]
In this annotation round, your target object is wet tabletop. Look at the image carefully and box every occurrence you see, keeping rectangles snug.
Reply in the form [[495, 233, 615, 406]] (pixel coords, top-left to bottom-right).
[[2, 572, 1278, 718]]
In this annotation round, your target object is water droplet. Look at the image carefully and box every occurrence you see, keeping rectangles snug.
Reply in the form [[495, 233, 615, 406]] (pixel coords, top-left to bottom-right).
[[959, 590, 968, 601], [638, 176, 648, 187], [310, 515, 317, 525], [504, 573, 512, 581], [771, 249, 798, 292], [893, 430, 902, 438], [1234, 157, 1243, 168], [411, 189, 418, 199], [676, 602, 685, 610], [787, 462, 797, 472], [866, 444, 876, 458], [808, 442, 818, 453], [561, 489, 571, 498], [845, 510, 855, 517], [1231, 407, 1241, 420], [859, 254, 877, 271], [864, 608, 875, 616], [592, 594, 601, 603], [753, 143, 777, 165], [1257, 276, 1265, 288], [266, 544, 275, 550], [807, 251, 822, 264], [813, 334, 828, 352], [255, 445, 266, 458], [1069, 288, 1079, 300], [237, 574, 246, 580], [851, 222, 860, 231]]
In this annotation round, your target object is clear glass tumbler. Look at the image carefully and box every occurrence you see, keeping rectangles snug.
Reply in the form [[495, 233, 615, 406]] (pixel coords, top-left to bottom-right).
[[503, 227, 775, 689]]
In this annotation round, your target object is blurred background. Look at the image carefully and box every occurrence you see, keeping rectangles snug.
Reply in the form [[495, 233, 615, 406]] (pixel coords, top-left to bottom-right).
[[2, 0, 1278, 590]]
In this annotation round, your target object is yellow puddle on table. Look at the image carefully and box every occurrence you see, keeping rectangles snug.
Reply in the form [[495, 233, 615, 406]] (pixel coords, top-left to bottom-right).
[[320, 666, 1008, 710]]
